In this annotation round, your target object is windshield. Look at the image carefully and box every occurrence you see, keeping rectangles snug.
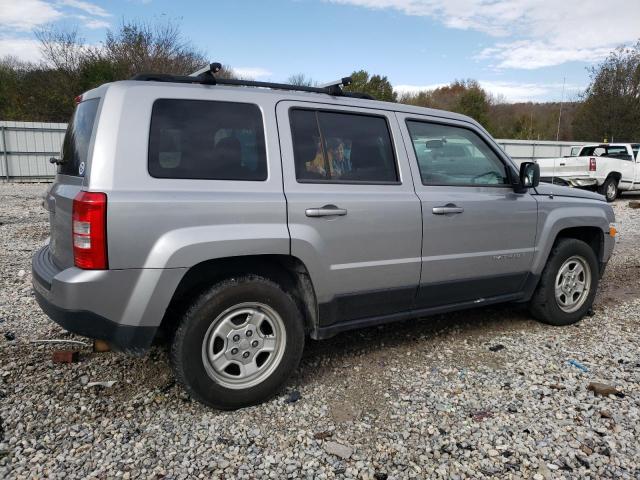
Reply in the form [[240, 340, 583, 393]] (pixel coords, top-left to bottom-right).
[[59, 98, 100, 176]]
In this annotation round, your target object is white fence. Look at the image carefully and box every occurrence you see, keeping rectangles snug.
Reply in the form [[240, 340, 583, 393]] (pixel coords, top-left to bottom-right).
[[495, 139, 591, 165], [0, 120, 594, 181], [0, 121, 66, 180]]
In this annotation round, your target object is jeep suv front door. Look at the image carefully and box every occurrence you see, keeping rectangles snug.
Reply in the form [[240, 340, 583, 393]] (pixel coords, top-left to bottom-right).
[[398, 114, 538, 308], [277, 102, 422, 327]]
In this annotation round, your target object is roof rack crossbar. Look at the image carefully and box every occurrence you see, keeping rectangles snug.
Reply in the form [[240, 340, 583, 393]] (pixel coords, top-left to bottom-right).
[[130, 63, 374, 99]]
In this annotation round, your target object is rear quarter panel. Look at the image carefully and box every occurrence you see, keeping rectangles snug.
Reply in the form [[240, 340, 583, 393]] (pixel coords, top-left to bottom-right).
[[88, 82, 289, 270]]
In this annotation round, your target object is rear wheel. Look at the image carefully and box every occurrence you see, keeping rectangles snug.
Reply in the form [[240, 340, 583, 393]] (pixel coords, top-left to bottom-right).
[[599, 177, 618, 202], [171, 276, 305, 409], [529, 238, 599, 326]]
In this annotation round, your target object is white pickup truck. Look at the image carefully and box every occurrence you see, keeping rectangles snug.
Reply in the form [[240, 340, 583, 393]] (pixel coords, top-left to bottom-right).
[[538, 143, 640, 202]]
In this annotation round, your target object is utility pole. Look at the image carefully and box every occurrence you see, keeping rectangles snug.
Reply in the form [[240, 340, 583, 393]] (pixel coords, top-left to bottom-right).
[[556, 77, 566, 141]]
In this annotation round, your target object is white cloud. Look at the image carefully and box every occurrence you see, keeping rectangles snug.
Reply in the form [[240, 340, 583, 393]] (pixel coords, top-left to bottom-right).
[[84, 19, 111, 29], [394, 83, 448, 95], [233, 67, 273, 79], [327, 0, 640, 69], [0, 0, 111, 61], [59, 0, 111, 18], [0, 37, 43, 62], [394, 80, 584, 103], [0, 0, 62, 30], [477, 42, 614, 70]]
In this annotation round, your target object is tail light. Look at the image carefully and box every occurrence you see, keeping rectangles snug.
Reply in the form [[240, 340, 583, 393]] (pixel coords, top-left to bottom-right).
[[589, 157, 597, 171], [72, 191, 108, 269]]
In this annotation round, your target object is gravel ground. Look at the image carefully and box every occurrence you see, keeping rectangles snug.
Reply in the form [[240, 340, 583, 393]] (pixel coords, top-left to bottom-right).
[[1, 183, 639, 479]]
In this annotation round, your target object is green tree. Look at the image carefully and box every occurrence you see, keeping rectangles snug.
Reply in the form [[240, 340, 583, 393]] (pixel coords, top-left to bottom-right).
[[573, 42, 640, 142], [0, 19, 226, 122], [398, 80, 492, 130], [344, 70, 397, 102]]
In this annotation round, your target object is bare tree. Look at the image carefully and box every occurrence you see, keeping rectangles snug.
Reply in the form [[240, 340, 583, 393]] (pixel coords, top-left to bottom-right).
[[287, 73, 316, 86], [103, 20, 207, 76], [35, 26, 95, 72]]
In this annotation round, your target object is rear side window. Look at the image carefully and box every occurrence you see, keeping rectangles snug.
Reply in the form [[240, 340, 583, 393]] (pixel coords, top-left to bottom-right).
[[59, 98, 100, 177], [290, 109, 398, 183], [149, 99, 267, 180]]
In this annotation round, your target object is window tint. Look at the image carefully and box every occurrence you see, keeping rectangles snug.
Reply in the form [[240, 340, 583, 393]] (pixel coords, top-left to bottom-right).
[[149, 99, 267, 180], [406, 121, 508, 186], [290, 109, 398, 183], [59, 98, 99, 177]]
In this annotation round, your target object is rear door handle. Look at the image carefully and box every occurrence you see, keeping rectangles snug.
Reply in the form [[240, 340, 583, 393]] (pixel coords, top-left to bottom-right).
[[305, 205, 347, 217], [432, 205, 464, 215]]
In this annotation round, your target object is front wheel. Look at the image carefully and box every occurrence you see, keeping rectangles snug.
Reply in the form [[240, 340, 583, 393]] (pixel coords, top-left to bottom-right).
[[171, 276, 305, 409], [529, 238, 599, 326], [599, 177, 618, 202]]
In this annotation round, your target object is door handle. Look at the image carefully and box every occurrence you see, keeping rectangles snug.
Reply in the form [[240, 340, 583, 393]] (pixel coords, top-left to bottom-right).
[[432, 205, 464, 215], [305, 205, 347, 217]]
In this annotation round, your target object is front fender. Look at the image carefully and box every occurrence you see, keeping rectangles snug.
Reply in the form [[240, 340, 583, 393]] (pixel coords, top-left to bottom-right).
[[531, 196, 614, 275]]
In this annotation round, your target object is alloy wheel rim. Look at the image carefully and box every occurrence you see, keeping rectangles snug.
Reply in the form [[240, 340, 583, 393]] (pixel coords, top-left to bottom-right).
[[607, 182, 616, 200], [554, 256, 591, 313], [201, 302, 286, 389]]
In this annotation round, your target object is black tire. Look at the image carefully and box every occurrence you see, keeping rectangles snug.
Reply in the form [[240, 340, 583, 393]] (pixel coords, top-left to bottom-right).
[[170, 275, 305, 410], [529, 238, 599, 326], [598, 176, 618, 202]]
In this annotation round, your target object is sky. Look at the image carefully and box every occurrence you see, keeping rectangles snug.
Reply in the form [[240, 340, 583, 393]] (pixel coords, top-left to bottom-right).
[[1, 0, 639, 103]]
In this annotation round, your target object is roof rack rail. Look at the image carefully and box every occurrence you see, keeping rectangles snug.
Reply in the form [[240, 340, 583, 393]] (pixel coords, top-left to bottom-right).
[[130, 62, 374, 100]]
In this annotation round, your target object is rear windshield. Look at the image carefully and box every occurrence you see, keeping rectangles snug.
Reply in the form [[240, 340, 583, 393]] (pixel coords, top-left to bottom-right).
[[580, 145, 632, 161], [59, 98, 100, 176]]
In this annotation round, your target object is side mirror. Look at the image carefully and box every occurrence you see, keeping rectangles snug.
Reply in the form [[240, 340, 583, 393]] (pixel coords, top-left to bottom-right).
[[517, 161, 540, 191]]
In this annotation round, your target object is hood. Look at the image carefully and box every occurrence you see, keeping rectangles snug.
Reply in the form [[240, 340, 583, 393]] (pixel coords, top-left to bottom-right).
[[534, 182, 605, 202]]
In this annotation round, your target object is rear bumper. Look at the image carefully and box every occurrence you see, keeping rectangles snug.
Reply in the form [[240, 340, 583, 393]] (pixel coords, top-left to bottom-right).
[[33, 288, 156, 353], [32, 245, 185, 353]]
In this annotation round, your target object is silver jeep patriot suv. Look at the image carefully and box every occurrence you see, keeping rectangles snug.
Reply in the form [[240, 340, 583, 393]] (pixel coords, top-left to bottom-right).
[[32, 65, 616, 409]]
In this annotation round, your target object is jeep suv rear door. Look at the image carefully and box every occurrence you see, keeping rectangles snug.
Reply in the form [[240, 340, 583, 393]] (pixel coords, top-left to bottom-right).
[[277, 102, 422, 327], [397, 113, 538, 308]]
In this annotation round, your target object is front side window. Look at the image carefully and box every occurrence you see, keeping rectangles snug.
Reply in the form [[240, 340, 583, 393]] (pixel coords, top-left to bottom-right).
[[406, 121, 508, 186], [290, 109, 398, 183], [148, 99, 267, 180]]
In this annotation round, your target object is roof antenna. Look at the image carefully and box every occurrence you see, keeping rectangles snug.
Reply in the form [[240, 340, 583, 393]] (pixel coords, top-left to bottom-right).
[[319, 77, 352, 95]]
